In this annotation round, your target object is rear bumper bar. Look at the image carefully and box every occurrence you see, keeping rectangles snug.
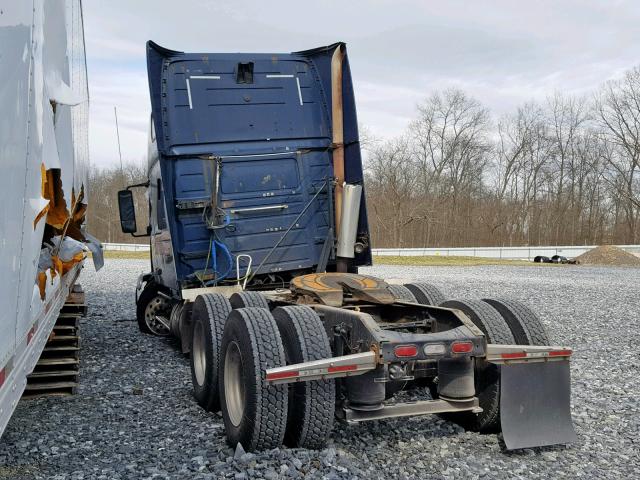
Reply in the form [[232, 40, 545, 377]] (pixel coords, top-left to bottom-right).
[[266, 351, 377, 384], [265, 344, 573, 385], [486, 344, 572, 364]]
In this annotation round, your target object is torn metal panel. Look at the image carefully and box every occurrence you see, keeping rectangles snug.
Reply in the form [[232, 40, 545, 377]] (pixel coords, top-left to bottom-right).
[[42, 167, 70, 229], [84, 232, 104, 272], [0, 0, 93, 439], [45, 69, 85, 107]]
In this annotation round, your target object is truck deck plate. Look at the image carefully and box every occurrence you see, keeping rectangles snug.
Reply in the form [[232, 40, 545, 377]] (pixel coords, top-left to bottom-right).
[[290, 272, 395, 306]]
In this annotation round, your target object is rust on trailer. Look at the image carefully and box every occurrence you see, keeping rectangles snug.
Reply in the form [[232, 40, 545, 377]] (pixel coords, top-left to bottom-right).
[[331, 45, 345, 238], [36, 165, 88, 300], [42, 167, 69, 229]]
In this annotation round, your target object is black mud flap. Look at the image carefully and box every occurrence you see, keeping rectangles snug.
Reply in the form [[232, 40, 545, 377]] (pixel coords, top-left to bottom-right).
[[500, 361, 577, 449]]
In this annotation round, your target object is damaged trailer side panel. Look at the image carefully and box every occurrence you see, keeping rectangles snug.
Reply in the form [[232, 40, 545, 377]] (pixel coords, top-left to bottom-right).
[[0, 0, 99, 438]]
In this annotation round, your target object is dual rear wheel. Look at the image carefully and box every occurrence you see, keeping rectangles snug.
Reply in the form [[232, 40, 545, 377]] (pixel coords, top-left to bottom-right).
[[435, 297, 550, 433], [191, 285, 551, 447], [190, 293, 334, 451], [387, 281, 551, 434]]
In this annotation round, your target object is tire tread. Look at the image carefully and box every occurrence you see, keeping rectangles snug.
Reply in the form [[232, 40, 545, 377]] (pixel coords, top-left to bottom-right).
[[223, 308, 288, 450], [388, 284, 417, 302], [274, 306, 334, 449], [404, 283, 446, 305], [439, 299, 515, 432], [481, 298, 550, 345], [190, 293, 232, 411], [229, 291, 270, 310]]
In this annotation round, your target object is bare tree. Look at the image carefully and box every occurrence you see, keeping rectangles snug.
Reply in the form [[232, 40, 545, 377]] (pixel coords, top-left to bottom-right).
[[87, 162, 148, 244], [91, 66, 640, 250], [595, 67, 640, 242], [365, 136, 420, 247], [410, 89, 490, 197]]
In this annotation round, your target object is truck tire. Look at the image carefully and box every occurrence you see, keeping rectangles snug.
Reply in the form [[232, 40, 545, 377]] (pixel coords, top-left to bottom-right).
[[388, 284, 417, 302], [404, 283, 446, 306], [229, 291, 270, 310], [219, 308, 288, 451], [437, 299, 516, 432], [136, 280, 172, 336], [190, 293, 232, 412], [481, 298, 550, 345], [273, 306, 335, 449]]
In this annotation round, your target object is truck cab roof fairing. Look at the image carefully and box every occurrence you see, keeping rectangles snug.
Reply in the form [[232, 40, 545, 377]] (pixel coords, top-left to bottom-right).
[[146, 40, 357, 157], [147, 41, 338, 155], [145, 41, 372, 284]]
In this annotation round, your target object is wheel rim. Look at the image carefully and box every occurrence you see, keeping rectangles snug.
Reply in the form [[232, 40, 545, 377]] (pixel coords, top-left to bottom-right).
[[192, 321, 206, 386], [144, 296, 171, 336], [224, 341, 245, 427]]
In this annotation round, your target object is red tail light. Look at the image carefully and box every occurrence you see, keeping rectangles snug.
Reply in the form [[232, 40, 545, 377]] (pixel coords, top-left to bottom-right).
[[451, 341, 474, 354], [394, 345, 418, 358]]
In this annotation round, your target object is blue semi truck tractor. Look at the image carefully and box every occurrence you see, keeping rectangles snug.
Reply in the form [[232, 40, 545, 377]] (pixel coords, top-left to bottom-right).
[[117, 41, 577, 452]]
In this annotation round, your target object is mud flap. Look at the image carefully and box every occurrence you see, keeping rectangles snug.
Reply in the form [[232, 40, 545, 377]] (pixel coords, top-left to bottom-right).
[[500, 360, 577, 449]]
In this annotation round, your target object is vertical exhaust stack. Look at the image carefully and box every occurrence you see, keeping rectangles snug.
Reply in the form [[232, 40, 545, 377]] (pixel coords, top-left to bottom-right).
[[331, 45, 349, 271], [336, 184, 363, 260]]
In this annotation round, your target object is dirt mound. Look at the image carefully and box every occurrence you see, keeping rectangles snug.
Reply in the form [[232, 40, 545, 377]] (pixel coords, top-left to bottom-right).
[[575, 245, 640, 266]]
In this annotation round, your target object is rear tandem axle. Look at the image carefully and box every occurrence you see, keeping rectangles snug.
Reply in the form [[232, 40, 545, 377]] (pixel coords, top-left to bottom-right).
[[156, 272, 577, 451]]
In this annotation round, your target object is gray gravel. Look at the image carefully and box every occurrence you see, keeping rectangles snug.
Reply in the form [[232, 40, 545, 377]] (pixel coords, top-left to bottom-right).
[[1, 260, 639, 479]]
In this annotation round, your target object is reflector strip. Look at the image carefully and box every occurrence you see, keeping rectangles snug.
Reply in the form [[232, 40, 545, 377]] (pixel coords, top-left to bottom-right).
[[328, 364, 357, 373], [486, 343, 574, 364], [549, 349, 572, 357], [501, 352, 527, 359], [501, 349, 572, 359], [265, 351, 377, 384], [266, 370, 299, 381]]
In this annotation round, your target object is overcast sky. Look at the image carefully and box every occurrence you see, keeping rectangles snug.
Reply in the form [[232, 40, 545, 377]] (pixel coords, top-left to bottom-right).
[[83, 0, 640, 169]]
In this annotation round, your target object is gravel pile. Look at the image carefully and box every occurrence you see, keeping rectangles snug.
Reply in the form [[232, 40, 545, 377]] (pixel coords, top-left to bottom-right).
[[575, 245, 640, 266], [1, 260, 638, 479]]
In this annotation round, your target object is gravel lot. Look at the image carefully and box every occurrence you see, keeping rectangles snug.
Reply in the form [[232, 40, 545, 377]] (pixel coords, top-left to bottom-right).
[[1, 260, 639, 479]]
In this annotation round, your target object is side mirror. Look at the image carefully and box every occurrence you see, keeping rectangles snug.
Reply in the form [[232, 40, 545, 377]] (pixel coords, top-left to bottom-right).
[[118, 189, 137, 233]]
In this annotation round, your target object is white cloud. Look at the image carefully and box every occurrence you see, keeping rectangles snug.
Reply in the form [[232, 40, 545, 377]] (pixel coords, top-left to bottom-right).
[[83, 0, 640, 167], [88, 68, 149, 168]]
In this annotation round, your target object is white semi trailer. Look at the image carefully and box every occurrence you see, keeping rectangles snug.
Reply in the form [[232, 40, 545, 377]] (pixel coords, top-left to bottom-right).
[[0, 0, 100, 438]]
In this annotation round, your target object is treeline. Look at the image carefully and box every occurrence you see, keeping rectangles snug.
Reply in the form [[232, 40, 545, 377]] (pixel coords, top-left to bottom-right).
[[87, 66, 640, 248], [87, 163, 149, 244], [365, 66, 640, 247]]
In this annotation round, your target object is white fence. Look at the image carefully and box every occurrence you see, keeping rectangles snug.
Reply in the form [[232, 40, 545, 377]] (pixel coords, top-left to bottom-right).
[[102, 242, 640, 260], [103, 242, 150, 252], [372, 245, 640, 260]]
